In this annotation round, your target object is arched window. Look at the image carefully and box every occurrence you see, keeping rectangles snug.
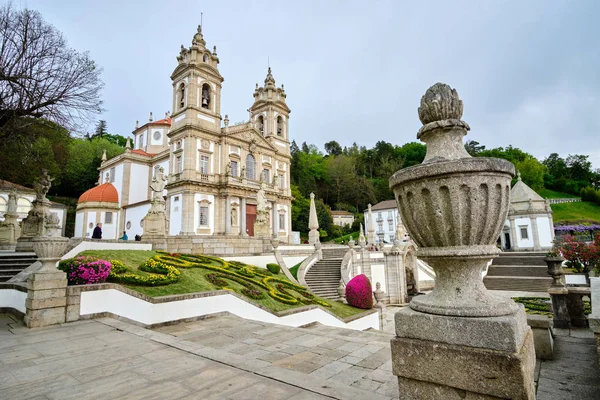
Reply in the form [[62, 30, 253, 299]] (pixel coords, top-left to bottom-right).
[[179, 83, 185, 109], [245, 154, 256, 180], [203, 53, 209, 62], [257, 115, 264, 135], [201, 83, 211, 109], [277, 116, 283, 136]]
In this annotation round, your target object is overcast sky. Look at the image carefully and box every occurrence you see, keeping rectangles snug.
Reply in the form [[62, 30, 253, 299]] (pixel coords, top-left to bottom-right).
[[18, 0, 600, 168]]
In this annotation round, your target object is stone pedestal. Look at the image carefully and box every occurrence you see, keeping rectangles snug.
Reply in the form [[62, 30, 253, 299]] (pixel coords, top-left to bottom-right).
[[308, 228, 319, 245], [142, 197, 168, 238], [254, 221, 270, 238], [24, 236, 69, 328], [16, 199, 60, 252], [391, 307, 535, 399], [548, 287, 570, 329], [24, 271, 67, 328], [0, 212, 20, 250]]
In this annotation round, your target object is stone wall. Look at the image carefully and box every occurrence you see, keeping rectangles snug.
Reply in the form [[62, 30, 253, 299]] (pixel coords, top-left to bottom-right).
[[146, 235, 272, 256]]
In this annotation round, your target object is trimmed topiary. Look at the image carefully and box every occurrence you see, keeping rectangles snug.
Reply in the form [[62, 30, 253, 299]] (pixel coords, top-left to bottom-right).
[[345, 274, 373, 309], [266, 263, 281, 275]]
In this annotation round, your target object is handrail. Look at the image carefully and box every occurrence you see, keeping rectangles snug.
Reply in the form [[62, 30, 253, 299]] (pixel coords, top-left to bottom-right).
[[297, 251, 319, 287]]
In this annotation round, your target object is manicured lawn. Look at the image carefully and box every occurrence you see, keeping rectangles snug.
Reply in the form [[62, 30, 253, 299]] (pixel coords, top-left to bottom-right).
[[330, 231, 359, 244], [77, 250, 366, 319], [536, 189, 579, 199], [551, 201, 600, 224]]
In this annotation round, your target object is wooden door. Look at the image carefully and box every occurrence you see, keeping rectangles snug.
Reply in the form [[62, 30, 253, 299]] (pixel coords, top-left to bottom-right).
[[246, 204, 256, 236]]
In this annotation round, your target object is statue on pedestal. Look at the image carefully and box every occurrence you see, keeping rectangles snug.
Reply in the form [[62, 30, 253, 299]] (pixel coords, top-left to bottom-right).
[[254, 182, 270, 237], [143, 167, 168, 237]]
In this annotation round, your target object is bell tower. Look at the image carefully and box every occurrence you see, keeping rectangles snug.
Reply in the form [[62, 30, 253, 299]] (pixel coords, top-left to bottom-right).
[[170, 25, 223, 131], [249, 68, 291, 153]]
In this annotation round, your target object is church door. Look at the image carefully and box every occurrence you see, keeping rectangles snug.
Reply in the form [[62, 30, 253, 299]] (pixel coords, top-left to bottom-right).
[[504, 232, 511, 250], [246, 204, 257, 236]]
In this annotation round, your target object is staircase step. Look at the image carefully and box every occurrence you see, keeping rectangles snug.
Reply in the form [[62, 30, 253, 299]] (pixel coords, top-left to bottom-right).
[[483, 276, 551, 292], [486, 266, 548, 277]]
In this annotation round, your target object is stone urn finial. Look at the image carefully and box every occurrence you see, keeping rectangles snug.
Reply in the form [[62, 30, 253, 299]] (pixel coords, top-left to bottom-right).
[[389, 83, 517, 317], [418, 83, 463, 125]]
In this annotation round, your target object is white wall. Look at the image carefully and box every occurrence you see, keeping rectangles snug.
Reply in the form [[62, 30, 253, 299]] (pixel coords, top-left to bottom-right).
[[194, 193, 215, 234], [129, 163, 149, 204], [169, 194, 182, 236], [371, 264, 386, 289], [86, 211, 97, 237], [79, 288, 379, 331], [101, 164, 123, 206], [74, 212, 84, 238], [125, 203, 151, 239], [99, 211, 118, 240], [62, 240, 152, 260], [0, 289, 26, 313], [537, 216, 553, 248]]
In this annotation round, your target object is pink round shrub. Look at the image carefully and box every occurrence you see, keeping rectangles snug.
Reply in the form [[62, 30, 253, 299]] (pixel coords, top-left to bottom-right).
[[345, 274, 373, 309], [58, 256, 111, 285]]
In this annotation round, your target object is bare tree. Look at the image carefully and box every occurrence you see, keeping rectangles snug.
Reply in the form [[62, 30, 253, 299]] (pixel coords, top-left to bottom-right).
[[0, 3, 103, 137]]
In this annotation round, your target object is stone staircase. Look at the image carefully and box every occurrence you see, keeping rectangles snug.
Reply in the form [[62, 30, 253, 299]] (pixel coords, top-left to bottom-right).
[[305, 255, 343, 300], [483, 252, 551, 292], [0, 252, 37, 282]]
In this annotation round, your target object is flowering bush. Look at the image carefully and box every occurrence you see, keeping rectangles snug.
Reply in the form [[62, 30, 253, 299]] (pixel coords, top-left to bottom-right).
[[559, 234, 600, 273], [58, 256, 111, 285], [345, 274, 373, 309]]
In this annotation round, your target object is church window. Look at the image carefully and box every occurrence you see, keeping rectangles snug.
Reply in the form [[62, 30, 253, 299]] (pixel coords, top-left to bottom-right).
[[245, 154, 255, 180], [388, 221, 394, 232], [203, 53, 209, 62], [126, 221, 131, 230], [105, 212, 113, 224], [277, 116, 283, 136], [153, 131, 161, 141], [231, 160, 238, 177], [179, 83, 186, 109], [278, 174, 284, 188], [88, 222, 94, 229], [199, 206, 209, 226], [263, 169, 269, 183], [109, 167, 115, 183], [138, 135, 144, 148], [176, 156, 182, 173], [279, 213, 285, 231], [200, 155, 209, 174], [201, 83, 211, 109], [520, 226, 529, 240], [257, 115, 264, 135]]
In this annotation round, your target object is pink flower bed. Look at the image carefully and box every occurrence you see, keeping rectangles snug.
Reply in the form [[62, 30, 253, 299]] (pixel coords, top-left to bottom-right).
[[57, 256, 112, 285], [345, 274, 373, 309]]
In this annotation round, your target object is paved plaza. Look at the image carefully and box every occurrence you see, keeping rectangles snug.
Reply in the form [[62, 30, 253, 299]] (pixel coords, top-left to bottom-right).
[[1, 307, 598, 399]]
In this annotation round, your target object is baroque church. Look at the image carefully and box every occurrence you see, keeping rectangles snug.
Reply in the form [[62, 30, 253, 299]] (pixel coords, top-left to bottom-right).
[[74, 26, 293, 241]]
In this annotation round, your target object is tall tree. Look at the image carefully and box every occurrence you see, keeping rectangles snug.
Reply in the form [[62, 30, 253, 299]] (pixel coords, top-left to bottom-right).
[[464, 140, 485, 156], [0, 4, 104, 137], [94, 120, 107, 138], [324, 140, 342, 156]]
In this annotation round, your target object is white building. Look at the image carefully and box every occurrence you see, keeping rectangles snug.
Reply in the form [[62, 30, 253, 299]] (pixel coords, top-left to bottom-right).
[[500, 173, 555, 251], [363, 200, 400, 243], [331, 211, 354, 228]]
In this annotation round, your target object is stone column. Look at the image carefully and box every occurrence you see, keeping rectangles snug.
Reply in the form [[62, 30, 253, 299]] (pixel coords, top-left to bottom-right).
[[389, 83, 535, 399], [25, 237, 70, 328], [530, 215, 541, 251], [308, 193, 319, 245], [225, 196, 231, 234], [367, 204, 376, 244], [240, 197, 247, 236], [180, 191, 195, 235], [509, 215, 519, 250]]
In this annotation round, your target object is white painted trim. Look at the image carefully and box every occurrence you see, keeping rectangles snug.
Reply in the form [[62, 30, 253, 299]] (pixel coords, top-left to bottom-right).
[[80, 289, 378, 331], [0, 289, 26, 313]]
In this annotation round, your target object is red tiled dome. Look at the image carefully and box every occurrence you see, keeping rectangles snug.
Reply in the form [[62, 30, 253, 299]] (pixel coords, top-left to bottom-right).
[[78, 183, 119, 204]]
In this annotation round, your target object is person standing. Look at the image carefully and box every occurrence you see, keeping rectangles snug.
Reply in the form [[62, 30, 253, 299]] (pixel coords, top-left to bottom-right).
[[92, 223, 102, 239]]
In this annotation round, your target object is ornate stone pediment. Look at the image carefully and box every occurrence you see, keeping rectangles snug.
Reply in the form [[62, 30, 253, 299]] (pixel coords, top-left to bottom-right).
[[228, 128, 278, 153]]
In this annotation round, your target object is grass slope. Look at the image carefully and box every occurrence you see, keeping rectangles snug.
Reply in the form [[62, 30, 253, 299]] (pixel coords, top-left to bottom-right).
[[78, 250, 365, 319], [536, 189, 579, 199], [551, 201, 600, 224]]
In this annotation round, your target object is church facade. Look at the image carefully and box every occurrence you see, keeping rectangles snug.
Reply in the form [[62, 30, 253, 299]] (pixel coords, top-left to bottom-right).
[[74, 26, 293, 242]]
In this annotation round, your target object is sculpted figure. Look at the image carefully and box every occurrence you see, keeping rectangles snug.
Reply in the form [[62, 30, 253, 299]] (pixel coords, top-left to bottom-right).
[[257, 182, 267, 213], [7, 190, 18, 214], [33, 169, 53, 202], [150, 167, 168, 194]]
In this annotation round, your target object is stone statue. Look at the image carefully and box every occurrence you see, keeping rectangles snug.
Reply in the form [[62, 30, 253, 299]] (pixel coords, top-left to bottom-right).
[[6, 190, 18, 214], [256, 182, 267, 213], [240, 165, 246, 178], [231, 208, 238, 226], [149, 167, 168, 194], [225, 162, 231, 177], [33, 169, 53, 202]]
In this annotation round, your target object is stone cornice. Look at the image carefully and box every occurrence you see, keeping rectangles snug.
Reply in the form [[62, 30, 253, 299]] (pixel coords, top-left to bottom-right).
[[76, 201, 121, 211]]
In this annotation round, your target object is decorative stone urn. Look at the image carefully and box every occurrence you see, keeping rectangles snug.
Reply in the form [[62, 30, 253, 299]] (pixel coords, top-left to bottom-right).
[[544, 255, 565, 287], [389, 83, 518, 317], [373, 282, 385, 308], [31, 236, 70, 272]]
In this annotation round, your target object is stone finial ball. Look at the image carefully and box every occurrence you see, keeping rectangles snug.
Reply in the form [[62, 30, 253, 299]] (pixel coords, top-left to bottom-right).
[[418, 83, 464, 125]]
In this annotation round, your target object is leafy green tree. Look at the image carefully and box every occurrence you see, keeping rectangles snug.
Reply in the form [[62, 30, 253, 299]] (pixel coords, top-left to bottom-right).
[[514, 157, 546, 191], [464, 140, 485, 156], [324, 141, 342, 156]]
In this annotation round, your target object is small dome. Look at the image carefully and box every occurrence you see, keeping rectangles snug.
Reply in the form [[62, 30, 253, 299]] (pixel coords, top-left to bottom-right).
[[78, 182, 118, 204]]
